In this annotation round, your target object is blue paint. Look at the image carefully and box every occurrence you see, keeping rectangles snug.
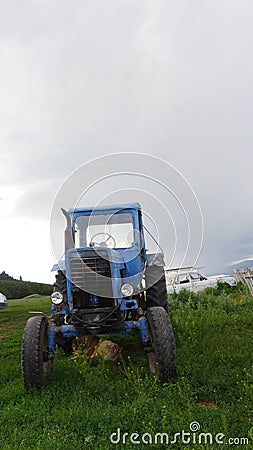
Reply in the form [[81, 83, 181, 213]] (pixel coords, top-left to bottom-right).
[[89, 295, 100, 306], [47, 324, 56, 359], [60, 325, 84, 338], [48, 202, 167, 362], [138, 316, 149, 345], [69, 202, 141, 215]]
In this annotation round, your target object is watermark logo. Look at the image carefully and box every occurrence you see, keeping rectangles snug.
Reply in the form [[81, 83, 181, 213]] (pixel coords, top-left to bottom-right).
[[110, 422, 249, 446], [50, 153, 203, 295], [189, 421, 200, 432]]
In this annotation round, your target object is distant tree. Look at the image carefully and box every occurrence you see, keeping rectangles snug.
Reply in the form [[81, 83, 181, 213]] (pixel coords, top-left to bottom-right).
[[0, 271, 14, 281], [19, 276, 23, 281]]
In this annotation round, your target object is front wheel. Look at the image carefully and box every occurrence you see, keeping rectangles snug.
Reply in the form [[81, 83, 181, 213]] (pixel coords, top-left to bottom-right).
[[146, 306, 176, 382], [21, 316, 51, 389]]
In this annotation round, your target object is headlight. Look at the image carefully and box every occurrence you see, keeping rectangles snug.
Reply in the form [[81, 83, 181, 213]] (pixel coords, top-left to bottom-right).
[[51, 291, 63, 305], [121, 283, 134, 297]]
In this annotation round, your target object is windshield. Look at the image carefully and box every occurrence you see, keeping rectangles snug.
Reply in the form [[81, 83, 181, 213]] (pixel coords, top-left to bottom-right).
[[74, 212, 134, 249]]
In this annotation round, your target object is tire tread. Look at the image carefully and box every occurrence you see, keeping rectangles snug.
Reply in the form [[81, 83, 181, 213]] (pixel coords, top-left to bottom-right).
[[147, 306, 176, 381], [21, 316, 49, 389], [146, 266, 168, 309]]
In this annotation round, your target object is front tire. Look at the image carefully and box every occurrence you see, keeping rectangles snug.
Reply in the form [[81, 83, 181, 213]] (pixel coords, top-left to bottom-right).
[[21, 316, 50, 389], [146, 306, 176, 382]]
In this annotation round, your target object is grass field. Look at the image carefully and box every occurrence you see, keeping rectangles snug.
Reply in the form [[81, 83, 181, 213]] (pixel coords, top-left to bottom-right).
[[0, 286, 252, 449]]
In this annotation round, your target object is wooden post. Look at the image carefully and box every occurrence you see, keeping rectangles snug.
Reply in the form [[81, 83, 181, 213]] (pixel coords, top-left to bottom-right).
[[233, 267, 253, 296]]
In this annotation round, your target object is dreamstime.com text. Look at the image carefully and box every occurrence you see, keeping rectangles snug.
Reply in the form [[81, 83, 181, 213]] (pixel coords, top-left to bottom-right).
[[110, 422, 249, 446]]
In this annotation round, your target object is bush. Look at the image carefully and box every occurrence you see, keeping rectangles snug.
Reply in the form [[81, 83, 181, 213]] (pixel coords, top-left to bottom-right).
[[170, 288, 199, 308]]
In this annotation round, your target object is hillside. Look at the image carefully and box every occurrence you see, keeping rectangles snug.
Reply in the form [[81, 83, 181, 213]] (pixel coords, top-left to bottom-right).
[[0, 271, 52, 298]]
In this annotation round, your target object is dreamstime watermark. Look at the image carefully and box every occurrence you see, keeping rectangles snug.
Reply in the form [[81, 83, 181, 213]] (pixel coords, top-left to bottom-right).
[[110, 422, 249, 446]]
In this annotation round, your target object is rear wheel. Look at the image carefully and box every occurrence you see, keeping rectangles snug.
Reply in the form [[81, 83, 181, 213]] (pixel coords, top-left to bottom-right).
[[21, 316, 50, 389], [54, 270, 67, 299], [145, 266, 168, 310], [146, 306, 176, 382]]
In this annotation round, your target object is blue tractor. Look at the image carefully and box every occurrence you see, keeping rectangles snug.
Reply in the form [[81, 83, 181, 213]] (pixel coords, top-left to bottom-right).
[[21, 203, 176, 388]]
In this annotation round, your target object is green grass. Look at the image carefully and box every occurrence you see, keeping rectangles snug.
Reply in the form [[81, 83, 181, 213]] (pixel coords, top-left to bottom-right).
[[0, 288, 253, 449]]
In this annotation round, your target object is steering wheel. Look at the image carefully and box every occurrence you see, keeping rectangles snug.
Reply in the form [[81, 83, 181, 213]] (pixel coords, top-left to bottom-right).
[[90, 232, 116, 248]]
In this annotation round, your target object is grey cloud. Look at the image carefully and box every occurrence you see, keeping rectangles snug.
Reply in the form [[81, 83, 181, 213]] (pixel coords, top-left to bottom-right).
[[0, 0, 253, 279]]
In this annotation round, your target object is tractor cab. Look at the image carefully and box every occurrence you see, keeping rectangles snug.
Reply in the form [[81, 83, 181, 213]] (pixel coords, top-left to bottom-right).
[[69, 202, 146, 291]]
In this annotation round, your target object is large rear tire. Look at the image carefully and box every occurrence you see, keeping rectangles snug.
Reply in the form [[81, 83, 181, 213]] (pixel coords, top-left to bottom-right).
[[145, 266, 168, 310], [54, 270, 67, 299], [21, 316, 50, 389], [146, 306, 176, 382]]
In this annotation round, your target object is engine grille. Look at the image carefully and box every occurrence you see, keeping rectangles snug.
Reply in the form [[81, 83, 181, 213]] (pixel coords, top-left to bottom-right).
[[69, 250, 113, 297]]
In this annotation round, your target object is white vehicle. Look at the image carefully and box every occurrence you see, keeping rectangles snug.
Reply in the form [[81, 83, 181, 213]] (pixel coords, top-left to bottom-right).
[[0, 293, 7, 309], [166, 267, 236, 294]]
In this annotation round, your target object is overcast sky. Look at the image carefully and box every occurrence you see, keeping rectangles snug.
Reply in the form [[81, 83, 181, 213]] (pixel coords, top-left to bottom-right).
[[0, 0, 253, 283]]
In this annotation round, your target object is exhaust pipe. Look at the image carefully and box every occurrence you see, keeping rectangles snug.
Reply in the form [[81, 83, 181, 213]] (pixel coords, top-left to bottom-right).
[[61, 208, 74, 252]]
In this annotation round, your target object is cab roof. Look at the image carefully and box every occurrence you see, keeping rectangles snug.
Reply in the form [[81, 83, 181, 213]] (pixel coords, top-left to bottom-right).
[[68, 202, 141, 215]]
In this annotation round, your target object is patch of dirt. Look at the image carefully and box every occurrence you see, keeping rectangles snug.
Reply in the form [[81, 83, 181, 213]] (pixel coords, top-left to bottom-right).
[[0, 322, 10, 329], [0, 319, 24, 329], [195, 399, 218, 409], [0, 319, 24, 338]]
